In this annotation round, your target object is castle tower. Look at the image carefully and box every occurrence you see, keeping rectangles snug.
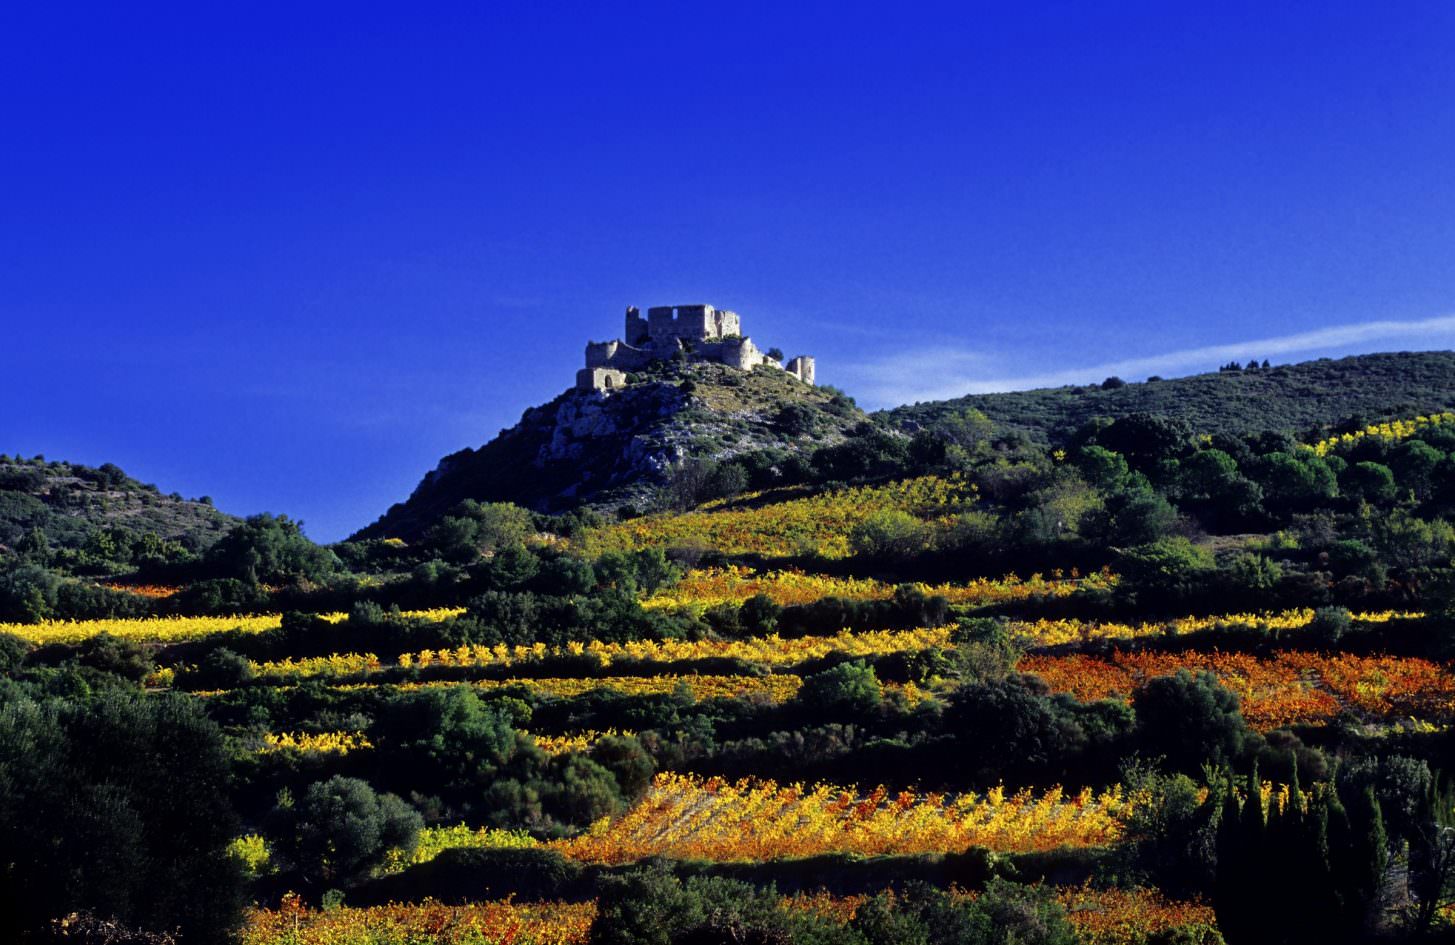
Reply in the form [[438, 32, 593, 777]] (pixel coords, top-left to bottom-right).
[[625, 306, 649, 345], [786, 356, 816, 385]]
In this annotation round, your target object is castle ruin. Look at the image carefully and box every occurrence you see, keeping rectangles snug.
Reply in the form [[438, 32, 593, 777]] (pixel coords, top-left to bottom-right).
[[576, 304, 815, 392]]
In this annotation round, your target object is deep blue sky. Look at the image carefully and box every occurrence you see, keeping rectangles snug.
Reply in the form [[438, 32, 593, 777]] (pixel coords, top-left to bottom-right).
[[4, 3, 1455, 540]]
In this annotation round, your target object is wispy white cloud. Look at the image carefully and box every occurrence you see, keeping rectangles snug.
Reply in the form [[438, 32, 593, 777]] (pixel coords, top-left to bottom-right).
[[839, 314, 1455, 407]]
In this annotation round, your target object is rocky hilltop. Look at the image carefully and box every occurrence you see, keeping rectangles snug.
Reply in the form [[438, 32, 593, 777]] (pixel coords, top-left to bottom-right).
[[355, 362, 864, 540]]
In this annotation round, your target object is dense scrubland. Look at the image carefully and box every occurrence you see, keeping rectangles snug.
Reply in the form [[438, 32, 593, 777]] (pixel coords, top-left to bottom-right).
[[7, 357, 1455, 943]]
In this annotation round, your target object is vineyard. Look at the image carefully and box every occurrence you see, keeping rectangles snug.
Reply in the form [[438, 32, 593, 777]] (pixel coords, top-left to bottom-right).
[[0, 606, 465, 645], [1021, 649, 1455, 729], [241, 885, 1218, 945], [643, 564, 1111, 610], [555, 773, 1134, 863], [13, 402, 1455, 943], [576, 474, 978, 558]]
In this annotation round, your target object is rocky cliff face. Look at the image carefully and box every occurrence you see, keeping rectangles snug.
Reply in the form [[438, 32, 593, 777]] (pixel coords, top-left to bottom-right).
[[354, 363, 864, 540]]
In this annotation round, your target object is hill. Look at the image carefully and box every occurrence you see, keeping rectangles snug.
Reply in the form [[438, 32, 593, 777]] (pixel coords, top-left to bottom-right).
[[882, 350, 1455, 442], [0, 455, 236, 558], [355, 362, 865, 540]]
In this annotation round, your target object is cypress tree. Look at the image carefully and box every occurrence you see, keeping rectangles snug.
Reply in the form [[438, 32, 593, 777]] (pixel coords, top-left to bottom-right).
[[1331, 784, 1387, 935], [1215, 766, 1270, 945]]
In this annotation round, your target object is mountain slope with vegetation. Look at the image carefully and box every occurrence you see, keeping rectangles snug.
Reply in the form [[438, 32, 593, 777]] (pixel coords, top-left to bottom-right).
[[0, 455, 236, 564], [356, 361, 866, 541], [10, 350, 1455, 943], [885, 350, 1455, 443]]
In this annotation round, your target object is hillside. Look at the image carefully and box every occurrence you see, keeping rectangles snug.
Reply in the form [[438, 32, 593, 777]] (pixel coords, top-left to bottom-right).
[[13, 352, 1455, 943], [356, 362, 865, 540], [0, 456, 236, 556], [883, 350, 1455, 442]]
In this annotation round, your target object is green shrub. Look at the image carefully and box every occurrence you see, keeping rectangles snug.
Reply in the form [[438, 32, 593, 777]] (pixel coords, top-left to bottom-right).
[[796, 660, 883, 716], [265, 776, 422, 886], [1132, 671, 1250, 775]]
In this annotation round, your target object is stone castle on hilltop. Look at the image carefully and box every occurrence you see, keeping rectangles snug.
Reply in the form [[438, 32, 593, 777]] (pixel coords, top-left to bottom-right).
[[576, 304, 815, 392]]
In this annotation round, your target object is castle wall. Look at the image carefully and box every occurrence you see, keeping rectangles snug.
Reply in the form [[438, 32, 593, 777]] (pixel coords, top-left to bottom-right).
[[647, 304, 722, 342], [702, 337, 765, 371], [585, 340, 619, 368], [586, 340, 651, 371]]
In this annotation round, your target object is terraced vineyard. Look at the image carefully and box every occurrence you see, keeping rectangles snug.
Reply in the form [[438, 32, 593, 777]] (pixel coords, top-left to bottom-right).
[[13, 401, 1455, 943]]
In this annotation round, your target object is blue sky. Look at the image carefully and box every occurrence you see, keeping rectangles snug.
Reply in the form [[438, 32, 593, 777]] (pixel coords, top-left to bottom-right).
[[3, 2, 1454, 540]]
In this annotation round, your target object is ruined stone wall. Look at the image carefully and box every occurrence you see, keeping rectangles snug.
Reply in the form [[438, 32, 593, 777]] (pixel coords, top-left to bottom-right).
[[583, 303, 813, 389], [714, 309, 741, 337], [646, 304, 723, 342], [586, 340, 651, 372], [702, 337, 765, 371], [786, 355, 817, 385], [625, 307, 649, 345], [577, 367, 629, 392]]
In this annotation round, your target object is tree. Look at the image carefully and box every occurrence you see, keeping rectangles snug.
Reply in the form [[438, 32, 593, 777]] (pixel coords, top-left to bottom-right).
[[945, 676, 1086, 782], [796, 660, 883, 716], [1256, 452, 1338, 510], [934, 408, 995, 452], [1117, 537, 1215, 602], [1101, 489, 1178, 545], [590, 734, 656, 800], [545, 753, 624, 825], [1391, 439, 1444, 498], [1224, 553, 1282, 594], [425, 501, 534, 563], [775, 402, 819, 436], [176, 647, 255, 690], [1077, 445, 1135, 491], [265, 776, 422, 886], [849, 509, 932, 560], [590, 868, 811, 945], [0, 688, 244, 940], [204, 513, 340, 585], [853, 879, 1076, 945], [1341, 461, 1397, 505], [663, 459, 747, 510], [1215, 766, 1390, 944], [1093, 413, 1193, 472], [739, 593, 782, 635], [376, 687, 522, 788], [0, 563, 60, 621], [1132, 670, 1250, 774]]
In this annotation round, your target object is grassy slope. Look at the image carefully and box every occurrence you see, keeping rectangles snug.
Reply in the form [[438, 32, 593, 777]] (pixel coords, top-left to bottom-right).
[[881, 350, 1455, 442]]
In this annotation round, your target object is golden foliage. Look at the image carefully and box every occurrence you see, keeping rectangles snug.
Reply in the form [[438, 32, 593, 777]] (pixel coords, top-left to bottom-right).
[[1306, 412, 1455, 456], [1010, 609, 1420, 648], [258, 730, 373, 756], [554, 772, 1133, 864], [527, 729, 634, 755], [644, 565, 1114, 611], [0, 607, 464, 645], [1022, 649, 1455, 729], [381, 824, 539, 873], [398, 627, 954, 674], [576, 475, 977, 559], [242, 894, 593, 945]]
